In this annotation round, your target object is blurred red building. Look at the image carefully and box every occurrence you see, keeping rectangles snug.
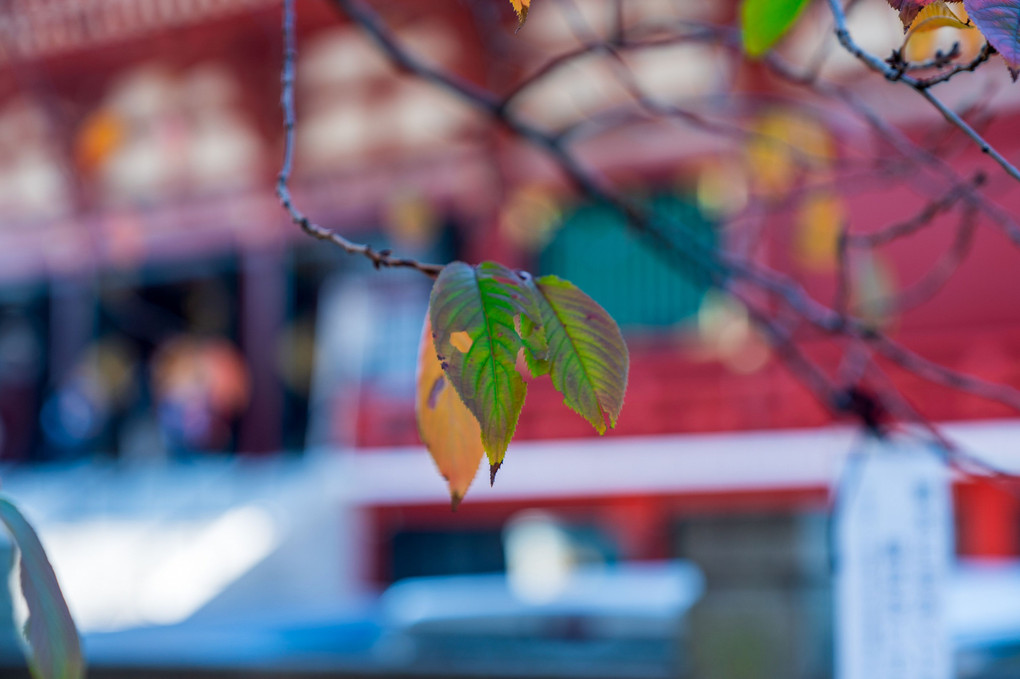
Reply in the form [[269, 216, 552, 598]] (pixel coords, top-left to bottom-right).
[[2, 2, 1020, 671]]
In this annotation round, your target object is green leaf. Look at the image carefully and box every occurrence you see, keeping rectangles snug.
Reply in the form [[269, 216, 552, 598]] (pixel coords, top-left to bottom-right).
[[741, 0, 813, 57], [526, 274, 628, 435], [429, 261, 543, 471], [0, 497, 83, 679], [519, 313, 550, 378]]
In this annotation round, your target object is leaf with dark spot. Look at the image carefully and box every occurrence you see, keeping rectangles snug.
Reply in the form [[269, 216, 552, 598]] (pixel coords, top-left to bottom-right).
[[429, 261, 544, 470], [416, 317, 484, 508], [524, 275, 629, 435]]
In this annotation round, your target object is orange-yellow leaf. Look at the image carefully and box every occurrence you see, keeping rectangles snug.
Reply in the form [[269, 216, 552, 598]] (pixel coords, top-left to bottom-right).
[[746, 112, 833, 196], [795, 192, 845, 271], [416, 316, 484, 510], [509, 0, 530, 27], [903, 1, 972, 52]]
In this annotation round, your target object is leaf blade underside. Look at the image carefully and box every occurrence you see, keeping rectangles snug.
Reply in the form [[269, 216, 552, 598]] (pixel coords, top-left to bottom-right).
[[963, 0, 1020, 77], [529, 275, 628, 435]]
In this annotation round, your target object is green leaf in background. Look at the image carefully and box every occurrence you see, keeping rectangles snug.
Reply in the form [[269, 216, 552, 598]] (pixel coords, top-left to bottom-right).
[[526, 275, 628, 435], [741, 0, 813, 57], [429, 261, 545, 477], [0, 497, 83, 679]]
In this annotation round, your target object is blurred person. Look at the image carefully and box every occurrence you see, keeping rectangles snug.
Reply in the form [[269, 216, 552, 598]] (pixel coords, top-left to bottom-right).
[[151, 335, 249, 455], [39, 337, 139, 460]]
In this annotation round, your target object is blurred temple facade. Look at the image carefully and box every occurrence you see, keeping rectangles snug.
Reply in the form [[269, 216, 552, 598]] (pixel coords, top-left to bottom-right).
[[2, 1, 1020, 678]]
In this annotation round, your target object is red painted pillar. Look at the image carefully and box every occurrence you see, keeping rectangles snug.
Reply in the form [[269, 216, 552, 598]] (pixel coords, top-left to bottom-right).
[[957, 480, 1020, 558]]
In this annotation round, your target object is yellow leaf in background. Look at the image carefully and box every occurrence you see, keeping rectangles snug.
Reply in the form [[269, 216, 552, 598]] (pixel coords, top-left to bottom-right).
[[509, 0, 530, 27], [854, 252, 897, 331], [416, 316, 484, 510], [904, 26, 938, 62], [795, 191, 845, 271], [746, 111, 833, 196], [903, 1, 972, 56]]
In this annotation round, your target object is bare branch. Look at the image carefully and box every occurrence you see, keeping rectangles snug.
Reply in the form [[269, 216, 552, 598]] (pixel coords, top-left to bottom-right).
[[824, 0, 1020, 184], [276, 0, 443, 278]]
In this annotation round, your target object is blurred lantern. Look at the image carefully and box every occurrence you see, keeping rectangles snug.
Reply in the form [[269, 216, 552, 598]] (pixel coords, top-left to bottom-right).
[[182, 63, 263, 194], [499, 184, 561, 252], [75, 109, 125, 173], [0, 99, 72, 220], [794, 190, 845, 271], [696, 158, 749, 219], [746, 110, 833, 196]]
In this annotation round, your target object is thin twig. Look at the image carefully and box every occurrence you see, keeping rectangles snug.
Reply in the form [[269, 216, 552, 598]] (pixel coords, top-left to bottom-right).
[[825, 0, 1020, 184], [276, 0, 443, 278]]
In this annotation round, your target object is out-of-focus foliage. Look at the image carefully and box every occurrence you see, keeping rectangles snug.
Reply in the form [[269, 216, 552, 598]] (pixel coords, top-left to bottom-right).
[[0, 498, 83, 679], [741, 0, 813, 57]]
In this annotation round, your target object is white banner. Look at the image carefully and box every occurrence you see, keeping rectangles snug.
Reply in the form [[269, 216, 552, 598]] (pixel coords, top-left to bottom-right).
[[836, 438, 953, 679]]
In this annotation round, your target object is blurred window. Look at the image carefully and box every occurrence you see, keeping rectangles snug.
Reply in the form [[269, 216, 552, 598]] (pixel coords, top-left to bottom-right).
[[391, 529, 506, 582], [539, 192, 717, 330]]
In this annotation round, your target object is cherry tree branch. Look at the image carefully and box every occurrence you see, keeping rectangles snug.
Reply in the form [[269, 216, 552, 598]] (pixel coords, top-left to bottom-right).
[[825, 0, 1020, 184], [276, 0, 443, 278], [275, 0, 1020, 441]]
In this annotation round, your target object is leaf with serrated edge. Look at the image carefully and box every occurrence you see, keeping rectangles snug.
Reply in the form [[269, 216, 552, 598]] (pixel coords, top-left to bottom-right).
[[416, 316, 484, 510], [429, 261, 539, 473], [963, 0, 1020, 78], [0, 497, 84, 679], [509, 0, 531, 27], [741, 0, 813, 57], [527, 275, 628, 435], [888, 0, 942, 27], [904, 0, 972, 46]]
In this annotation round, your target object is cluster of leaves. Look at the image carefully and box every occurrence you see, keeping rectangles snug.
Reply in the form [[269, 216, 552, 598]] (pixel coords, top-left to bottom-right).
[[416, 262, 628, 508], [741, 0, 1020, 78]]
